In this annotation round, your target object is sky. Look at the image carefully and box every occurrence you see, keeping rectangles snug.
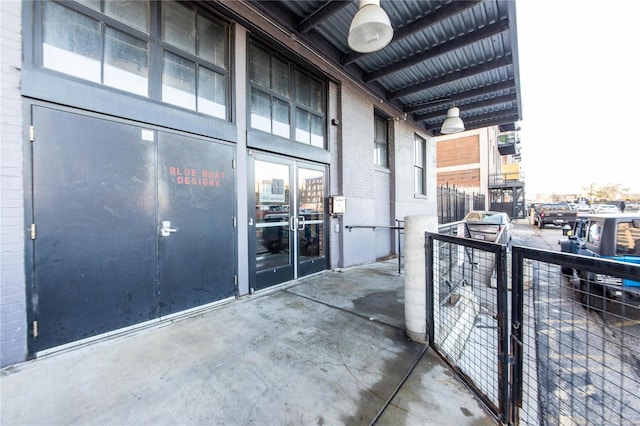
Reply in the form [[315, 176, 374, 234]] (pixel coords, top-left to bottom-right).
[[514, 1, 640, 198]]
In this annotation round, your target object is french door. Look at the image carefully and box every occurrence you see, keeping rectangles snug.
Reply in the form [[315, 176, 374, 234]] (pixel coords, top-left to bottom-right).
[[250, 154, 328, 291]]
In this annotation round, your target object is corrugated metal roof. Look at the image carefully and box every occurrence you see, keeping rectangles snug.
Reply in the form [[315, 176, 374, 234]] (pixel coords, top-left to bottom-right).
[[249, 0, 522, 134]]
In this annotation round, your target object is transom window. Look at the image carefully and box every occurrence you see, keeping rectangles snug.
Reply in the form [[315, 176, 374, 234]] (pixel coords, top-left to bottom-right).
[[39, 0, 230, 120], [249, 41, 326, 148]]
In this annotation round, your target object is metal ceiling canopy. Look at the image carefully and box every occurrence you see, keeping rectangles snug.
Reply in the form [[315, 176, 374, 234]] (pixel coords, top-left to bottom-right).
[[246, 0, 522, 135]]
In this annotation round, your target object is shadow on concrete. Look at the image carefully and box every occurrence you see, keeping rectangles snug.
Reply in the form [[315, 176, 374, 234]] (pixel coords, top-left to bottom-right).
[[1, 260, 497, 425]]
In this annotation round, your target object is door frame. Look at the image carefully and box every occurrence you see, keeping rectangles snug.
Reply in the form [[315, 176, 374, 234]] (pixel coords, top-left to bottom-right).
[[248, 151, 329, 292], [25, 104, 238, 356]]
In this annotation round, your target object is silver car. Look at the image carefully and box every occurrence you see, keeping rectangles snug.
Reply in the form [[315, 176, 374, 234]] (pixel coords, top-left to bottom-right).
[[464, 211, 513, 243]]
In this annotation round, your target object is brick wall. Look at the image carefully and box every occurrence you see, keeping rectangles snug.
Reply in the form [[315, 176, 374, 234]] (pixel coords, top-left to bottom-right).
[[436, 135, 479, 167], [1, 0, 27, 367], [437, 168, 481, 188]]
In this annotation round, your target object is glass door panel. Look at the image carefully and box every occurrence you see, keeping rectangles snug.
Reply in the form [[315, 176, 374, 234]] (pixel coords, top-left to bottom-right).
[[254, 160, 291, 273], [296, 166, 327, 277], [297, 168, 324, 261]]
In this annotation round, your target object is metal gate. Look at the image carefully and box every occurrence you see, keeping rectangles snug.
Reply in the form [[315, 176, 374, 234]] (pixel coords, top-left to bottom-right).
[[426, 232, 640, 425], [27, 106, 236, 353]]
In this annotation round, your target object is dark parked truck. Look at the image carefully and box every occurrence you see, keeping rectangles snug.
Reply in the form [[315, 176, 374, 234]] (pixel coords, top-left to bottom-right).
[[533, 202, 577, 229], [559, 213, 640, 307]]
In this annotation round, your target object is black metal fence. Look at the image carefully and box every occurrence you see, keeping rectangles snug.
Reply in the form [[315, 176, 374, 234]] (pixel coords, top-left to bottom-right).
[[437, 183, 485, 224], [425, 234, 640, 425]]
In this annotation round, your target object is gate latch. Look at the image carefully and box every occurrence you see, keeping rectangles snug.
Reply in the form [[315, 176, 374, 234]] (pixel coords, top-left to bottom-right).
[[160, 221, 178, 237]]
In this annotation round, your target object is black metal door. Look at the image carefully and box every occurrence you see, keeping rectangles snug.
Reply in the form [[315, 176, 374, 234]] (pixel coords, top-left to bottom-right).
[[31, 107, 158, 351], [157, 132, 236, 315], [30, 107, 236, 352]]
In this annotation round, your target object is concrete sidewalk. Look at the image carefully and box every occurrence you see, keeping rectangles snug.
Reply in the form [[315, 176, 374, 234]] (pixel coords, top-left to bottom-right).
[[1, 260, 496, 425]]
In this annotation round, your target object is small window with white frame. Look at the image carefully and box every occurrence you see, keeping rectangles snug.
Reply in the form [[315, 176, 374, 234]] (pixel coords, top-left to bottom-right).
[[374, 114, 388, 167], [414, 134, 426, 195]]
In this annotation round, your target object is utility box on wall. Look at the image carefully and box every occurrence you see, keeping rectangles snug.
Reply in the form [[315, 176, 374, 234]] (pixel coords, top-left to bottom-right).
[[330, 195, 346, 216]]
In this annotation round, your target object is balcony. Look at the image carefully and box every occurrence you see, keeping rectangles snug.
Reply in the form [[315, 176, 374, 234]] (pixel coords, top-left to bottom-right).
[[497, 132, 520, 156]]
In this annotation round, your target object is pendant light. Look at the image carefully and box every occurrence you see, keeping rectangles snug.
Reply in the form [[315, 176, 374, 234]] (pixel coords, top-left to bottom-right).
[[348, 0, 393, 53], [440, 106, 465, 134]]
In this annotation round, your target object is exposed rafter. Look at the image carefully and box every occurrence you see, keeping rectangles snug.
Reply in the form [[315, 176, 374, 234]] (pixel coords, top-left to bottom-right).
[[414, 93, 517, 122], [299, 1, 351, 34], [365, 19, 509, 83], [403, 80, 515, 114], [387, 56, 513, 101]]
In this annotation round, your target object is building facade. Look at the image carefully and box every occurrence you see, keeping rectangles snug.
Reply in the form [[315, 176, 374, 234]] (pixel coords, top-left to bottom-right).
[[436, 127, 525, 217], [0, 1, 440, 367]]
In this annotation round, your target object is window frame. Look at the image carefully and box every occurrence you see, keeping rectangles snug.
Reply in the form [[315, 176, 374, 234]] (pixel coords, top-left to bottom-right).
[[34, 0, 231, 120], [373, 113, 389, 168], [414, 134, 426, 195], [248, 39, 327, 149]]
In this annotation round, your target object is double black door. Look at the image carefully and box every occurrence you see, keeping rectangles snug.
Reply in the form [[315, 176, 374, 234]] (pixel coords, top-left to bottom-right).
[[250, 154, 328, 291], [29, 106, 236, 352]]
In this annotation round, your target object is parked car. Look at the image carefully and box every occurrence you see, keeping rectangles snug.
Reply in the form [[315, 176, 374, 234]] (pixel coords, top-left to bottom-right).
[[590, 203, 620, 214], [558, 213, 640, 308], [464, 211, 513, 243], [533, 202, 577, 229]]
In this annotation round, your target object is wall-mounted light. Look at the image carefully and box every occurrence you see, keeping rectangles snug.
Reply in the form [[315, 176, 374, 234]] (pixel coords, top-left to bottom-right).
[[348, 0, 393, 53]]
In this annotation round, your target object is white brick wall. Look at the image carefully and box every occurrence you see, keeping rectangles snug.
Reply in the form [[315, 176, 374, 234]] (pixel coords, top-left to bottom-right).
[[338, 84, 435, 266], [1, 0, 27, 367]]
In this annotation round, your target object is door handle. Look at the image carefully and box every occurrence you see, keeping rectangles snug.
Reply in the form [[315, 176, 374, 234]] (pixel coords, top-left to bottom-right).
[[160, 221, 178, 237], [297, 215, 305, 231], [289, 216, 296, 232]]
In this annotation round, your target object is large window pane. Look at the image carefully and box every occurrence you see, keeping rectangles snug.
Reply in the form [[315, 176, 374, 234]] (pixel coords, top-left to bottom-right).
[[162, 1, 196, 54], [43, 2, 101, 83], [198, 67, 227, 119], [415, 168, 424, 194], [250, 44, 270, 88], [162, 51, 196, 110], [310, 79, 322, 112], [374, 115, 388, 167], [295, 71, 309, 107], [272, 57, 289, 97], [251, 88, 272, 133], [310, 115, 324, 148], [295, 108, 310, 143], [197, 15, 227, 68], [415, 137, 424, 167], [273, 98, 291, 138], [105, 0, 149, 33], [104, 27, 148, 96]]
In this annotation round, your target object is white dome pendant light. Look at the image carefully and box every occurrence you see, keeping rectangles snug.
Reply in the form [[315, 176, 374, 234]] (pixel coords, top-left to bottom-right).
[[440, 106, 465, 134], [348, 0, 393, 53]]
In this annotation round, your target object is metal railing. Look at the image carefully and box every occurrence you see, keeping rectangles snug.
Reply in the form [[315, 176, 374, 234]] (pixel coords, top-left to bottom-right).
[[437, 183, 485, 224], [425, 233, 640, 425]]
